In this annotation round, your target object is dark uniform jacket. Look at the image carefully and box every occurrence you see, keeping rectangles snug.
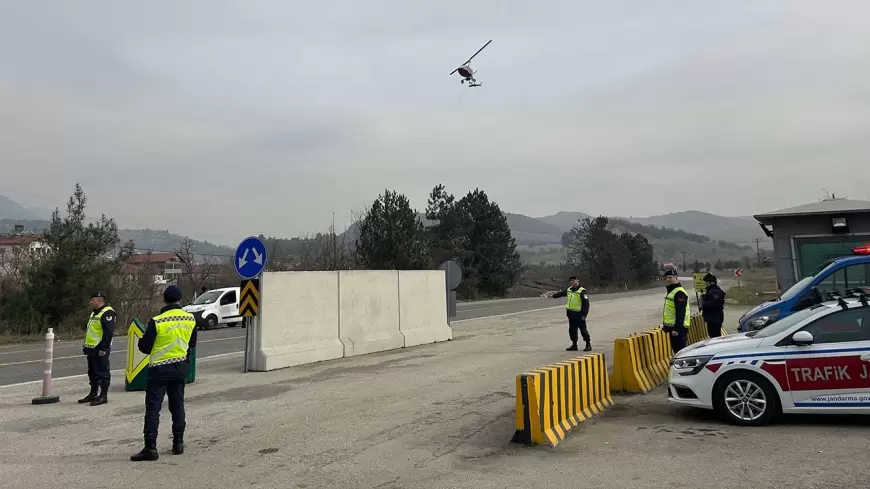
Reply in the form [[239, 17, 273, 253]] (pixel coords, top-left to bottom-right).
[[552, 286, 590, 319], [701, 283, 726, 324]]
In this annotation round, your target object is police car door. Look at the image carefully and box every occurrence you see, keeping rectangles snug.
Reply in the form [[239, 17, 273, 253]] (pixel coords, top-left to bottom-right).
[[783, 304, 870, 412]]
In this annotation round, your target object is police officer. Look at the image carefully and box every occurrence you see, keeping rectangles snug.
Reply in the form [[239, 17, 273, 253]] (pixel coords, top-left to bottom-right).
[[131, 285, 198, 462], [79, 291, 116, 406], [701, 273, 726, 338], [661, 269, 690, 354], [541, 275, 591, 351]]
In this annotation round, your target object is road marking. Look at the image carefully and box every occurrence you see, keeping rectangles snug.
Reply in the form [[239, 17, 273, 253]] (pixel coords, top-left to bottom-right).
[[0, 351, 244, 389], [1, 294, 629, 385], [0, 336, 242, 367], [452, 300, 613, 323], [1, 331, 245, 355]]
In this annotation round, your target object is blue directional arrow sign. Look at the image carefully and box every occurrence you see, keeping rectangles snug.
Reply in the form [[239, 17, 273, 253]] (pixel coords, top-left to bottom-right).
[[234, 236, 268, 280]]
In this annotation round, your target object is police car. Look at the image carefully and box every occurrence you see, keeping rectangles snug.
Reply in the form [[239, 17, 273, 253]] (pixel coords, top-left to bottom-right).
[[668, 290, 870, 426]]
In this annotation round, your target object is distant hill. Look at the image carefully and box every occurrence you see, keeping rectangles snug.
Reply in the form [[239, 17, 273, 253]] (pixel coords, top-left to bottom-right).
[[0, 218, 232, 257], [621, 211, 768, 247], [536, 211, 592, 231], [503, 213, 566, 246], [0, 193, 768, 266], [0, 195, 41, 220]]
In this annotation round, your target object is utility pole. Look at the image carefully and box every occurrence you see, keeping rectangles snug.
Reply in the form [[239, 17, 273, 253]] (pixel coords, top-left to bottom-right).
[[332, 211, 337, 268], [755, 238, 761, 269], [681, 251, 686, 272]]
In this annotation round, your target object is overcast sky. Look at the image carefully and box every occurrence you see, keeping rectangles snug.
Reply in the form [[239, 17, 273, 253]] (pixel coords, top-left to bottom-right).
[[2, 0, 869, 245]]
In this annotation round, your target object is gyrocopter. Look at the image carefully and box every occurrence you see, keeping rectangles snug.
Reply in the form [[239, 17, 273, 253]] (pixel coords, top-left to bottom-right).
[[450, 40, 492, 87]]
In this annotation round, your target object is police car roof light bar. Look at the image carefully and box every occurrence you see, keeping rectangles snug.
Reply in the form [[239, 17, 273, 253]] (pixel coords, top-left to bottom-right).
[[853, 245, 870, 255]]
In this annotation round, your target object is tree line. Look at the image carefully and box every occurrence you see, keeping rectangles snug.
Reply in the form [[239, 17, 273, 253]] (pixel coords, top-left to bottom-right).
[[0, 183, 669, 338], [354, 185, 523, 299], [0, 184, 238, 337], [563, 216, 658, 288]]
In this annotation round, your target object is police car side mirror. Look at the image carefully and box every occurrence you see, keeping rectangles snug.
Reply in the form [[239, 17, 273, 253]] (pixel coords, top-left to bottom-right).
[[791, 330, 815, 346]]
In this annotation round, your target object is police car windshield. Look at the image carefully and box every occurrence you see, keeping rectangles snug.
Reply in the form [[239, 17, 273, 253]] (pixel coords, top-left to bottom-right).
[[192, 291, 222, 305], [751, 305, 827, 339], [779, 260, 837, 301]]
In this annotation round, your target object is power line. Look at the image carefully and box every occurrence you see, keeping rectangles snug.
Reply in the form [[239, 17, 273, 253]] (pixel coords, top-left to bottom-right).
[[112, 245, 234, 259], [0, 185, 255, 242]]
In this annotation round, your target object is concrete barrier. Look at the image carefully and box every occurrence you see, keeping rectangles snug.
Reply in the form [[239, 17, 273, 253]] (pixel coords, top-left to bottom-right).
[[398, 271, 453, 347], [632, 331, 667, 385], [611, 316, 728, 394], [251, 270, 453, 371], [688, 313, 729, 340], [512, 353, 613, 447], [643, 328, 673, 380], [611, 334, 657, 394], [339, 270, 405, 357], [255, 271, 345, 370]]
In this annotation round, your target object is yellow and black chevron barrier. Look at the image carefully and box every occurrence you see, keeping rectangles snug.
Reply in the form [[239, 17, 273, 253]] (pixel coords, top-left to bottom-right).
[[688, 313, 728, 343], [612, 314, 729, 394], [512, 352, 614, 447], [611, 332, 658, 394]]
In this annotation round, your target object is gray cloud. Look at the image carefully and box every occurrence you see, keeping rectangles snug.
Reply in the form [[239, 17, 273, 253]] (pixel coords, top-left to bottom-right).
[[1, 0, 869, 245]]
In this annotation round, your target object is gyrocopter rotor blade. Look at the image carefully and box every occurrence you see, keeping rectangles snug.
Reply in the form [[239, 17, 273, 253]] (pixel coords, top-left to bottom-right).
[[449, 40, 492, 75], [463, 40, 492, 65]]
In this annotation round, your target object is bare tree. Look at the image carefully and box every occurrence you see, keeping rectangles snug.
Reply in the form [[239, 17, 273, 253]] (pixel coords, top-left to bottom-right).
[[174, 237, 230, 295], [106, 251, 163, 329]]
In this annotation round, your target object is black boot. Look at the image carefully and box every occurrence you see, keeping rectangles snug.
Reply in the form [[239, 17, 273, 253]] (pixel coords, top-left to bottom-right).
[[172, 433, 184, 455], [131, 441, 159, 461], [566, 343, 578, 351], [89, 386, 108, 406], [583, 341, 592, 352], [78, 389, 97, 404]]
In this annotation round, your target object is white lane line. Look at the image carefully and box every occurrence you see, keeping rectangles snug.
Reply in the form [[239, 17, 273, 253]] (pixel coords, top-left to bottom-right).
[[452, 299, 613, 323], [2, 293, 632, 387], [0, 351, 244, 389], [0, 336, 243, 367]]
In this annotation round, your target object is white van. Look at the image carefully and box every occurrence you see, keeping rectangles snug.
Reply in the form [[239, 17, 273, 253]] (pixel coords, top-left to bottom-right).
[[182, 286, 243, 330]]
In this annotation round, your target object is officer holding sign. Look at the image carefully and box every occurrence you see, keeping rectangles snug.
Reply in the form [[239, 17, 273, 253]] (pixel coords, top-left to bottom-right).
[[131, 285, 198, 462]]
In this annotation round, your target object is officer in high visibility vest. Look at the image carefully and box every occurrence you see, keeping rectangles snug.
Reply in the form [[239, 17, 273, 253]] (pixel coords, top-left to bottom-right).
[[79, 291, 116, 406], [661, 268, 690, 354], [131, 285, 198, 462], [541, 275, 591, 351]]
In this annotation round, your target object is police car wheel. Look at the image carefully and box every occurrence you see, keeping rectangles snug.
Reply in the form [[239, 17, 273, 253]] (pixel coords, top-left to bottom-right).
[[712, 371, 778, 426], [205, 314, 218, 330]]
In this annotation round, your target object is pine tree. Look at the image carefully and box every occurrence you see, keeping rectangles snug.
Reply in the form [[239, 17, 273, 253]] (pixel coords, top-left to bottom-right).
[[355, 189, 429, 270]]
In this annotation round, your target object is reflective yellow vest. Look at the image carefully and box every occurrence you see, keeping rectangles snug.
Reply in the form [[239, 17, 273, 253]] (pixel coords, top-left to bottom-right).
[[149, 310, 196, 367], [83, 306, 115, 348], [663, 286, 691, 327], [566, 287, 585, 312]]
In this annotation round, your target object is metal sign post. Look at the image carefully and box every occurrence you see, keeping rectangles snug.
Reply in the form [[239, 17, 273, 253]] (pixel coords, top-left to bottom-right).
[[234, 236, 267, 373], [438, 260, 463, 324]]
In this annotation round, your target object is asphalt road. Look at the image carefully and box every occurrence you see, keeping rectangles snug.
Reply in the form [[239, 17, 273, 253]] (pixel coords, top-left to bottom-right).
[[8, 285, 839, 489], [0, 285, 672, 387]]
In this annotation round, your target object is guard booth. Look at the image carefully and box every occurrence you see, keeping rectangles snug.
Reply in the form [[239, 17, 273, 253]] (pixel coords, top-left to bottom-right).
[[124, 318, 197, 391], [754, 198, 870, 292]]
